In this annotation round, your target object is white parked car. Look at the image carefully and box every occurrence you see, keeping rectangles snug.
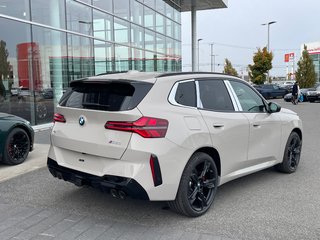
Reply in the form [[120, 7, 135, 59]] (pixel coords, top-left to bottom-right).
[[47, 72, 303, 217]]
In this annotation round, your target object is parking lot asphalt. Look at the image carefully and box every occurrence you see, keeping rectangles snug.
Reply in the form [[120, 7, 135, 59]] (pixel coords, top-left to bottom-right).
[[0, 125, 51, 183], [0, 99, 319, 240]]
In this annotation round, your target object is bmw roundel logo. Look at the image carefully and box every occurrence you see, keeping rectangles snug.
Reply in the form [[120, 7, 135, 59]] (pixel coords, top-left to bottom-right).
[[79, 116, 85, 126]]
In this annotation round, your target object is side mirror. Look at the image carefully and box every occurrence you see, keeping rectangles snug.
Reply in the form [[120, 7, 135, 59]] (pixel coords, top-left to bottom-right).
[[268, 102, 281, 113]]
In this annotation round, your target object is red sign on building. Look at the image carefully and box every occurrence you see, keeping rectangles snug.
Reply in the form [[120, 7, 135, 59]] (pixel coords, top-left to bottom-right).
[[284, 52, 295, 62], [284, 54, 290, 62], [17, 42, 42, 90]]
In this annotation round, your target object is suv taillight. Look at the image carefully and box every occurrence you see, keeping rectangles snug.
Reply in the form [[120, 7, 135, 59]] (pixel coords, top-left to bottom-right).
[[53, 113, 66, 123], [105, 117, 168, 138]]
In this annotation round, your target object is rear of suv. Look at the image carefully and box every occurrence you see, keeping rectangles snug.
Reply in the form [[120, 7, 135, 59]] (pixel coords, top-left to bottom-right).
[[48, 71, 303, 217]]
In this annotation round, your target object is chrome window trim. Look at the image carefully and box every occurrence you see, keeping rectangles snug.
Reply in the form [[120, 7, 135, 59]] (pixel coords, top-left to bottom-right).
[[168, 79, 198, 109], [224, 80, 242, 111]]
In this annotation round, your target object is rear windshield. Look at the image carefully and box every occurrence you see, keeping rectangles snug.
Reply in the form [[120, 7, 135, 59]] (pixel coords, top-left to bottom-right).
[[59, 81, 153, 111]]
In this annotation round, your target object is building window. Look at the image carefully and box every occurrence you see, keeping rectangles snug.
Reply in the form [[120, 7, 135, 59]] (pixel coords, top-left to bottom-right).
[[156, 34, 165, 54], [31, 0, 66, 29], [66, 0, 93, 36], [131, 24, 144, 49], [0, 0, 29, 20], [144, 0, 155, 9], [93, 0, 112, 13], [144, 6, 155, 30], [145, 29, 155, 52], [114, 0, 130, 20], [93, 9, 113, 42], [131, 48, 144, 71], [94, 40, 113, 74], [155, 0, 165, 14], [156, 13, 165, 34], [67, 34, 94, 80], [130, 0, 144, 25], [115, 45, 130, 72], [114, 18, 129, 44]]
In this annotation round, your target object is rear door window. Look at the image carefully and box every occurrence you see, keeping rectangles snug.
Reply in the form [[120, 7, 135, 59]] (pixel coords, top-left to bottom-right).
[[198, 79, 234, 111], [59, 81, 153, 111]]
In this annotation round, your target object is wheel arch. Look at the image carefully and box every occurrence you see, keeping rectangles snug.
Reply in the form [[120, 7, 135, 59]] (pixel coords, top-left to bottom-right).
[[193, 147, 221, 177], [292, 127, 302, 141]]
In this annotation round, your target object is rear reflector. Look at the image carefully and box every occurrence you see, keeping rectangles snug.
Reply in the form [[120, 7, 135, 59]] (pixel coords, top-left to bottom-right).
[[105, 117, 168, 138], [53, 113, 66, 123], [150, 155, 163, 187]]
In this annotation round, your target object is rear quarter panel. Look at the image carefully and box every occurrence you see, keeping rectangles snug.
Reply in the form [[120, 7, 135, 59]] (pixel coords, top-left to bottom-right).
[[136, 77, 214, 199]]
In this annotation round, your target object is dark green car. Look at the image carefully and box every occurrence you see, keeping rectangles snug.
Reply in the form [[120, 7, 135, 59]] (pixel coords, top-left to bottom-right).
[[0, 112, 34, 165]]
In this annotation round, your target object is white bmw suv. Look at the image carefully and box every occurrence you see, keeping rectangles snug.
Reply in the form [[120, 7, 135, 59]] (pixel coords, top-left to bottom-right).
[[47, 71, 303, 217]]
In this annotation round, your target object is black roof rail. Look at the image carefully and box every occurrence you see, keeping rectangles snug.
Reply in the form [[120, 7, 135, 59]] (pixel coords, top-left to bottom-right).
[[156, 71, 232, 78]]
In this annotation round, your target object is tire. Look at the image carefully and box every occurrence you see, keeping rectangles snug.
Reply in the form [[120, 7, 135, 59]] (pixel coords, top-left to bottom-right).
[[276, 132, 302, 173], [168, 152, 218, 217], [3, 128, 30, 165]]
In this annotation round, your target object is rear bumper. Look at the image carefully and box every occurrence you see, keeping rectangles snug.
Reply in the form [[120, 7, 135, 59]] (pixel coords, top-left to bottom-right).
[[47, 158, 149, 200]]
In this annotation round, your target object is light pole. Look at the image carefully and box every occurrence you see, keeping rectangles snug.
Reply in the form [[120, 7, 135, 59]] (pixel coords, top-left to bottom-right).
[[261, 21, 276, 51], [197, 38, 203, 71], [210, 43, 214, 72], [262, 21, 276, 82]]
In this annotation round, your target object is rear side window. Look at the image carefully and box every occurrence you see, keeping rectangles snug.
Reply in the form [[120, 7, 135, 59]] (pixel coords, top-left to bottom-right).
[[198, 79, 234, 111], [59, 81, 153, 111], [175, 81, 196, 107]]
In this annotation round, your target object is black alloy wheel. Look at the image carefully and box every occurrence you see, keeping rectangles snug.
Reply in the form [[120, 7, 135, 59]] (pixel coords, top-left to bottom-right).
[[276, 132, 302, 173], [168, 152, 218, 217], [4, 128, 30, 165], [188, 160, 216, 211]]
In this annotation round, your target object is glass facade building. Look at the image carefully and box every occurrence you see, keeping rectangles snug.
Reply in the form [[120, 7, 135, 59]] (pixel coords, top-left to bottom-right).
[[0, 0, 182, 125], [304, 42, 320, 83], [310, 54, 320, 83]]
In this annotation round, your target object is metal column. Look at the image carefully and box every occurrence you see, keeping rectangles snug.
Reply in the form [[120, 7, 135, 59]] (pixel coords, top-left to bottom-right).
[[191, 0, 197, 72]]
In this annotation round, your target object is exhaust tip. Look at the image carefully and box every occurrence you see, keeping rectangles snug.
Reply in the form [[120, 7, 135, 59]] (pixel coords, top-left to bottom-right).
[[57, 172, 63, 179], [110, 188, 119, 198], [118, 190, 127, 200]]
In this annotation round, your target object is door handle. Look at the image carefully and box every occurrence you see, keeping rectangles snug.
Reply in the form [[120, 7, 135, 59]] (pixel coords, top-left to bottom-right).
[[253, 123, 260, 127], [213, 123, 224, 128]]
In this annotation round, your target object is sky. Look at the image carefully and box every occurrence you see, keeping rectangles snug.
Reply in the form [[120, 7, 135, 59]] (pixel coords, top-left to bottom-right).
[[181, 0, 320, 78]]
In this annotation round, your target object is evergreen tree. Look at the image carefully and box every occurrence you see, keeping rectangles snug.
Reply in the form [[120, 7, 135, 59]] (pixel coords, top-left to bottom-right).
[[248, 47, 273, 85], [295, 45, 316, 88], [0, 40, 10, 99], [223, 58, 238, 77]]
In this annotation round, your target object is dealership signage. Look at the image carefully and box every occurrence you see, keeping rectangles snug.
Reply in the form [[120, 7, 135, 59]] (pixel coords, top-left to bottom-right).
[[307, 46, 320, 55], [284, 52, 295, 62], [303, 41, 320, 55]]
